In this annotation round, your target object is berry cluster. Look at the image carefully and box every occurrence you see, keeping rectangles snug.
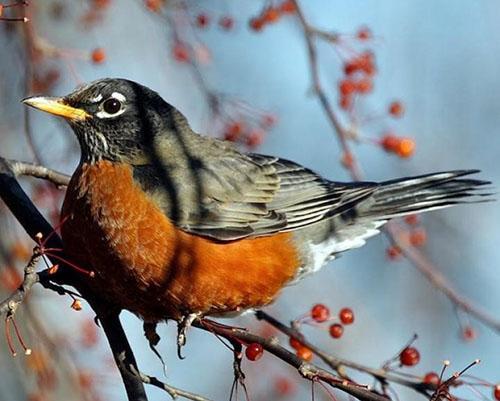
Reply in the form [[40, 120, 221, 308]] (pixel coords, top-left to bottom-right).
[[249, 1, 297, 32], [338, 50, 376, 110], [380, 133, 415, 158]]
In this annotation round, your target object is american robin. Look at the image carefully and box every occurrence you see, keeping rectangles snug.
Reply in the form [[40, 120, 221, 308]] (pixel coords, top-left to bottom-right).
[[22, 78, 489, 324]]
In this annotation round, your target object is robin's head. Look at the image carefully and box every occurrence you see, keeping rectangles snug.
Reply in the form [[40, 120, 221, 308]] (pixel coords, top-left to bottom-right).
[[23, 78, 182, 163]]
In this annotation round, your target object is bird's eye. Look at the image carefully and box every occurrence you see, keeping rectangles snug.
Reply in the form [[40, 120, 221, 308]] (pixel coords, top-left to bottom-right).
[[102, 98, 122, 115]]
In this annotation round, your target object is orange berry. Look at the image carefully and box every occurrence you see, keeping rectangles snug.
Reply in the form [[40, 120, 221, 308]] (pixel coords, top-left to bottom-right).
[[396, 137, 415, 158], [91, 48, 106, 64], [145, 0, 162, 12], [280, 0, 297, 13], [356, 77, 373, 94], [296, 346, 313, 361], [339, 79, 356, 96], [409, 228, 427, 247], [263, 7, 280, 23]]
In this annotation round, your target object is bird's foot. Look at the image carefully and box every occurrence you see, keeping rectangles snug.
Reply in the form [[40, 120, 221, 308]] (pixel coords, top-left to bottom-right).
[[176, 312, 200, 359], [143, 322, 167, 374]]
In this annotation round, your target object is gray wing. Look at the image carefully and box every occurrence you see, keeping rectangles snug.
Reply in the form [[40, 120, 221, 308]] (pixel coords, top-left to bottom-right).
[[133, 140, 378, 241]]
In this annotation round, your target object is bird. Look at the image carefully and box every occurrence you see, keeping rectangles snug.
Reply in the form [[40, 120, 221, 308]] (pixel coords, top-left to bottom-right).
[[22, 78, 490, 325]]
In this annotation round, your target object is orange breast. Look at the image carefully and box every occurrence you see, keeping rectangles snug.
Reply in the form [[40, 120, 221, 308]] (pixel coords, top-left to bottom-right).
[[61, 161, 301, 320]]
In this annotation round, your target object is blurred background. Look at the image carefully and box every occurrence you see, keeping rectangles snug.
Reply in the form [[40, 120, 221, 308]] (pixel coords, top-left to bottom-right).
[[1, 1, 499, 400]]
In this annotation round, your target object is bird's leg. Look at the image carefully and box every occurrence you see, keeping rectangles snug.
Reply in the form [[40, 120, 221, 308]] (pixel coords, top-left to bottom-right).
[[143, 321, 167, 373], [228, 339, 247, 401], [176, 312, 199, 359]]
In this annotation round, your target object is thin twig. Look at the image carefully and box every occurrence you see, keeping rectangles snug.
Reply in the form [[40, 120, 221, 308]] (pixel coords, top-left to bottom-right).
[[194, 319, 390, 401]]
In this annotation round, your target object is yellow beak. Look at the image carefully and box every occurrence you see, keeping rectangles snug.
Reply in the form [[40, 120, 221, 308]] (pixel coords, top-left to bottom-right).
[[22, 96, 90, 121]]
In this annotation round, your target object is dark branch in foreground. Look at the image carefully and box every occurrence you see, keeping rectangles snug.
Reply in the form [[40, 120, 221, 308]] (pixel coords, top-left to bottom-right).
[[0, 156, 148, 401]]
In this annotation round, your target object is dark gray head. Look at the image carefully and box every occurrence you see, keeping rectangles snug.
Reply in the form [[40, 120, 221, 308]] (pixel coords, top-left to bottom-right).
[[23, 78, 183, 164]]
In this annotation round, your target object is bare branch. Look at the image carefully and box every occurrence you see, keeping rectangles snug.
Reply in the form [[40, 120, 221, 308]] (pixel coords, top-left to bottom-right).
[[194, 319, 390, 401]]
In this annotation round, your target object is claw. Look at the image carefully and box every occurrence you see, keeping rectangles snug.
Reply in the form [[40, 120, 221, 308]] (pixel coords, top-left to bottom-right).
[[176, 313, 199, 359]]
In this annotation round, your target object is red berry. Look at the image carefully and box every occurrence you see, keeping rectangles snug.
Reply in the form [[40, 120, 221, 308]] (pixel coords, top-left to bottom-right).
[[329, 323, 344, 339], [91, 48, 106, 64], [339, 95, 353, 110], [219, 15, 234, 30], [356, 77, 373, 94], [493, 384, 500, 401], [386, 245, 402, 260], [462, 325, 477, 341], [409, 228, 427, 247], [344, 61, 358, 75], [404, 214, 419, 226], [196, 13, 210, 28], [245, 343, 264, 361], [296, 345, 313, 361], [173, 42, 190, 63], [389, 101, 404, 118], [400, 347, 420, 366], [223, 121, 244, 141], [339, 307, 354, 325], [341, 152, 354, 169], [261, 114, 277, 128], [356, 26, 372, 41], [339, 79, 356, 96], [289, 337, 303, 350], [280, 0, 297, 13], [249, 17, 264, 31], [274, 376, 296, 396], [381, 134, 400, 152], [246, 129, 265, 148], [423, 372, 440, 387], [263, 7, 280, 23], [310, 303, 330, 322]]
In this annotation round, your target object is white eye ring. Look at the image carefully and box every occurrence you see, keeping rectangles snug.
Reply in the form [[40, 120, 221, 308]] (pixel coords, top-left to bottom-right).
[[96, 92, 127, 119]]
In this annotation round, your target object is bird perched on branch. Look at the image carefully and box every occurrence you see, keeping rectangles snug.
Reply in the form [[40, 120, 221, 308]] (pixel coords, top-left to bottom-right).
[[23, 78, 490, 327]]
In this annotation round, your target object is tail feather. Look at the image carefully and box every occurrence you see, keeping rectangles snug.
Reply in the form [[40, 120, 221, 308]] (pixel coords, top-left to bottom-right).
[[361, 170, 492, 219]]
